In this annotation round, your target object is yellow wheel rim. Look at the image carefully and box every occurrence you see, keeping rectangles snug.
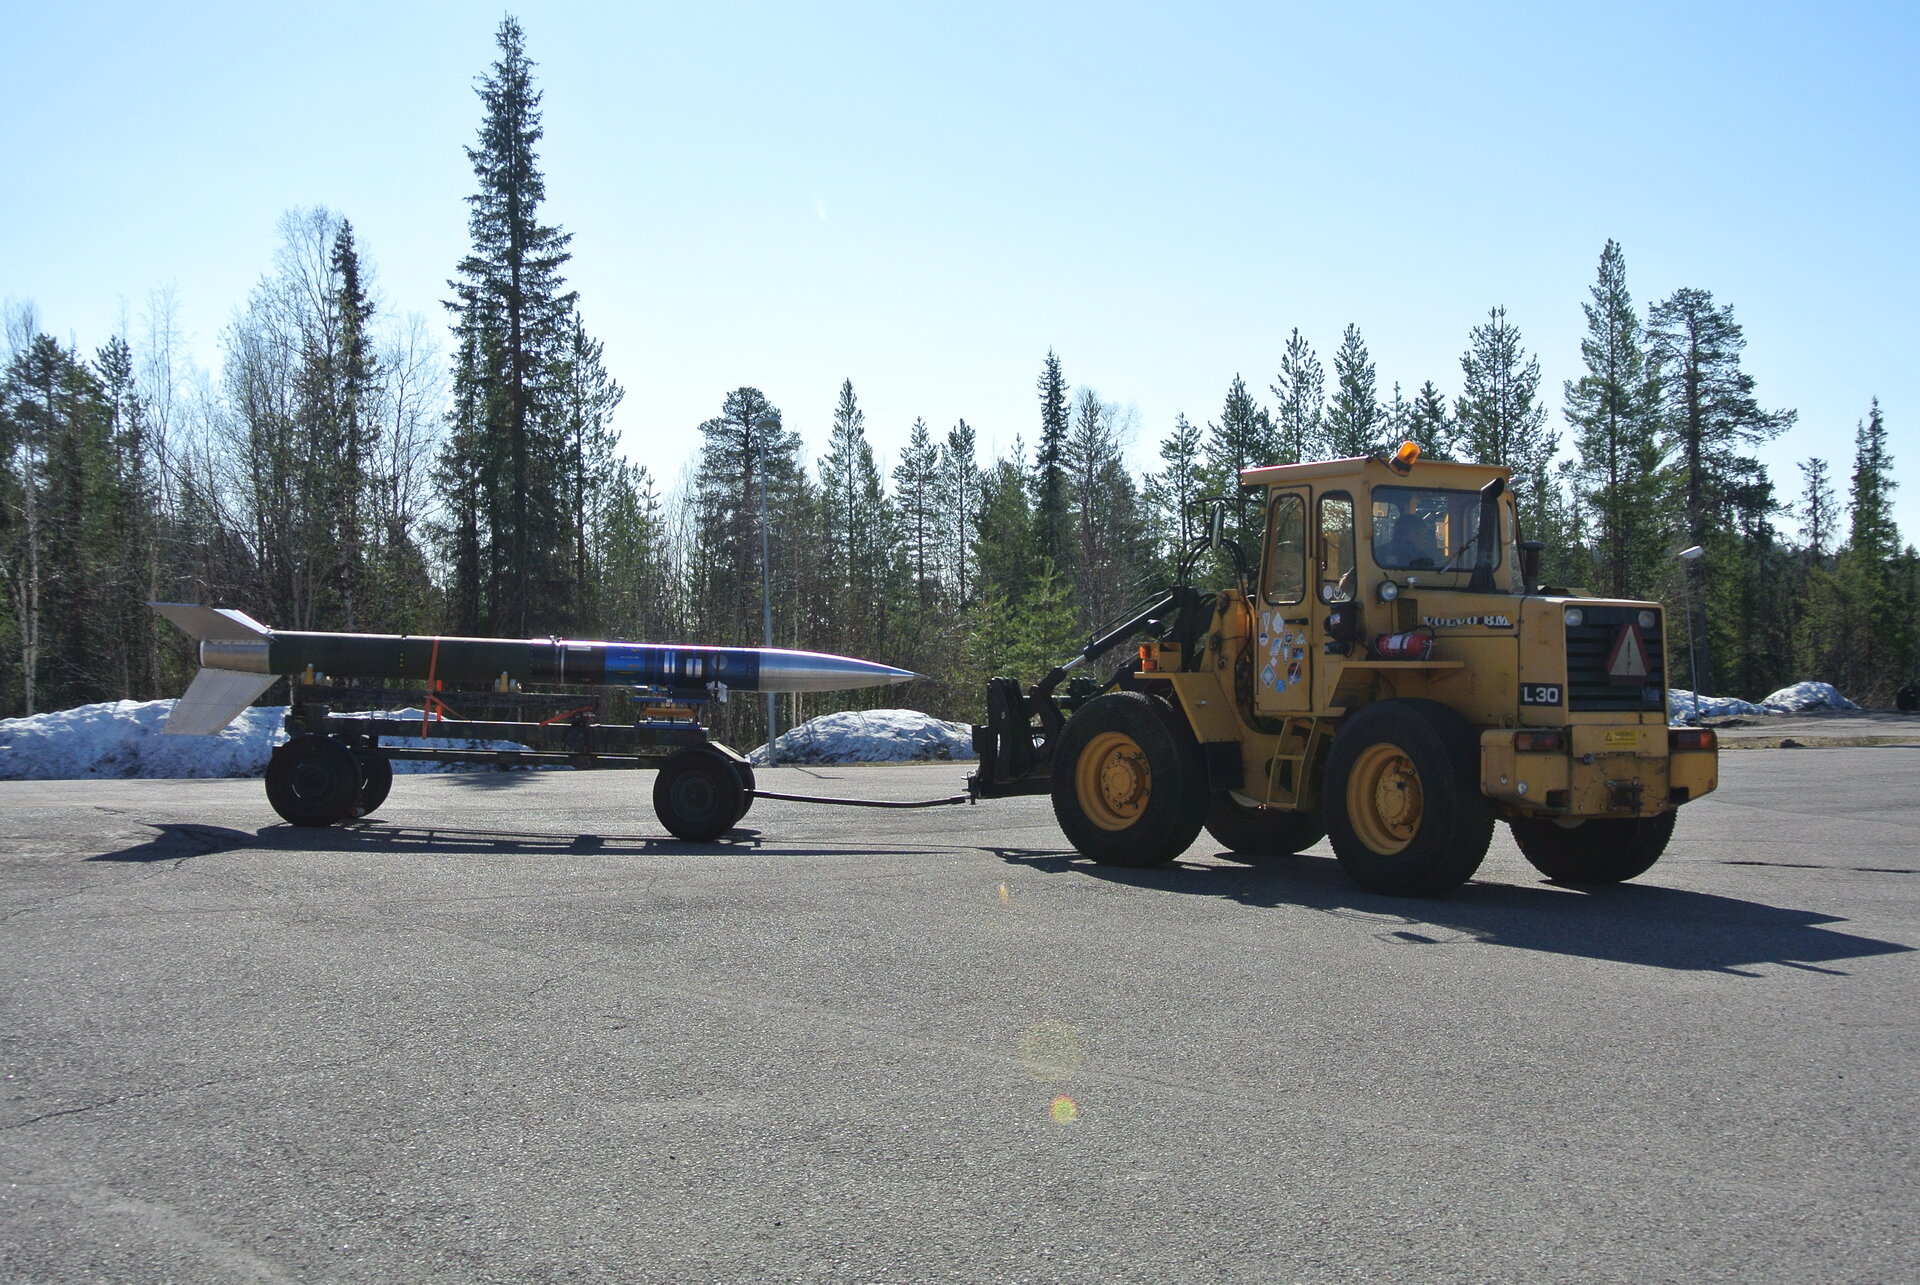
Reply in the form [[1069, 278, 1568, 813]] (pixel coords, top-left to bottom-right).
[[1076, 731, 1151, 831], [1348, 742, 1423, 854]]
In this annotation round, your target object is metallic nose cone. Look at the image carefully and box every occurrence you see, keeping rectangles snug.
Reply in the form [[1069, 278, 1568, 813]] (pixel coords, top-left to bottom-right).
[[752, 649, 920, 693]]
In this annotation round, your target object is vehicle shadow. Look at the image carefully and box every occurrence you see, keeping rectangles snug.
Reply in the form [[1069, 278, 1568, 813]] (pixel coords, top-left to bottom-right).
[[989, 846, 1915, 976], [86, 821, 892, 863]]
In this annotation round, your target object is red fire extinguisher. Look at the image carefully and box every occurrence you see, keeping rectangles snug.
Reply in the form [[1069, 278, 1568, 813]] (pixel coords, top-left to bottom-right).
[[1372, 628, 1435, 661]]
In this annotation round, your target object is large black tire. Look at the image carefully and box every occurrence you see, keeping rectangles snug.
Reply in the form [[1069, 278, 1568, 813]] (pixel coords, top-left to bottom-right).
[[1510, 811, 1676, 885], [1050, 691, 1208, 868], [355, 752, 393, 816], [732, 758, 756, 822], [1205, 793, 1326, 859], [654, 748, 748, 842], [265, 735, 364, 828], [1324, 699, 1494, 897]]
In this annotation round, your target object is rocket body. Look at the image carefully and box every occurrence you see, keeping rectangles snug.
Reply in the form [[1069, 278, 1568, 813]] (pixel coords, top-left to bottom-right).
[[150, 603, 918, 736], [206, 629, 911, 694]]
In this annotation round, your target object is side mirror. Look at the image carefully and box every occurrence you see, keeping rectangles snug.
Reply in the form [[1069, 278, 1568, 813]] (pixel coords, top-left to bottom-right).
[[1208, 500, 1226, 552]]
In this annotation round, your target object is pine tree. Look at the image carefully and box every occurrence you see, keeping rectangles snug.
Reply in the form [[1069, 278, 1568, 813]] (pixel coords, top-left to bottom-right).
[[818, 379, 891, 653], [974, 450, 1036, 608], [1835, 400, 1909, 701], [1646, 287, 1795, 697], [557, 314, 623, 631], [443, 15, 583, 633], [1033, 351, 1071, 571], [1269, 328, 1324, 463], [1565, 240, 1666, 599], [1323, 323, 1385, 457]]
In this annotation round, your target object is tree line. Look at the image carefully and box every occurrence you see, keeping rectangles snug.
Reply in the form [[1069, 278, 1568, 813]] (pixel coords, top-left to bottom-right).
[[4, 17, 1915, 736]]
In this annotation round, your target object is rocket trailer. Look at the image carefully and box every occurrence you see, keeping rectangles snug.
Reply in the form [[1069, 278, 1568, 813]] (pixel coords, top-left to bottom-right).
[[968, 443, 1721, 897], [152, 604, 933, 842]]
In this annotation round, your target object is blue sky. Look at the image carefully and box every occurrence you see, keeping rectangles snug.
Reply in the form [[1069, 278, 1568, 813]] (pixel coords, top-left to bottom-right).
[[5, 1, 1915, 541]]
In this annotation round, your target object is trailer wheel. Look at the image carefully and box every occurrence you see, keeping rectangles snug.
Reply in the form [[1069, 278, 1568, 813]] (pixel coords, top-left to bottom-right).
[[354, 753, 393, 817], [1205, 794, 1326, 859], [1050, 692, 1207, 867], [1510, 812, 1676, 884], [654, 748, 747, 842], [265, 735, 363, 827], [1324, 699, 1493, 897], [732, 759, 756, 822]]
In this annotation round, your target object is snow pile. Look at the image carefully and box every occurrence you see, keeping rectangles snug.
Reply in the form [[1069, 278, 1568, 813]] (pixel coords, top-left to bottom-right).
[[0, 700, 531, 781], [1668, 690, 1769, 720], [1759, 681, 1857, 712], [750, 708, 976, 766]]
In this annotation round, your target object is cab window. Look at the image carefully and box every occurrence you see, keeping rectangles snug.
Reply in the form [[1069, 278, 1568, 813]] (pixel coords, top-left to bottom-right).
[[1264, 493, 1306, 604], [1320, 492, 1355, 603], [1372, 486, 1501, 571]]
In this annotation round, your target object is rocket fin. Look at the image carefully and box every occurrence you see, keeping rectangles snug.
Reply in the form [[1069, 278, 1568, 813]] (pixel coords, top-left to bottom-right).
[[151, 602, 270, 643], [164, 667, 278, 736]]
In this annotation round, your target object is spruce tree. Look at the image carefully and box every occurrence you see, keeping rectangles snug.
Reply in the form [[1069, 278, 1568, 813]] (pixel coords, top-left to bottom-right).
[[893, 417, 941, 605], [1565, 240, 1666, 599], [1406, 380, 1453, 460], [1323, 323, 1385, 457], [443, 15, 583, 633], [941, 420, 980, 606], [1269, 328, 1324, 463], [1455, 306, 1560, 547], [1033, 351, 1071, 571], [818, 379, 891, 650], [1201, 374, 1271, 555], [1145, 411, 1204, 574]]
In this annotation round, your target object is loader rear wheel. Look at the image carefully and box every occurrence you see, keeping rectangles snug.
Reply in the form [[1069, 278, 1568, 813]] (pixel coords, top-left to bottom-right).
[[1050, 692, 1207, 868], [265, 735, 363, 827], [1510, 812, 1676, 885], [1325, 699, 1493, 897], [654, 748, 747, 842], [1205, 794, 1325, 859]]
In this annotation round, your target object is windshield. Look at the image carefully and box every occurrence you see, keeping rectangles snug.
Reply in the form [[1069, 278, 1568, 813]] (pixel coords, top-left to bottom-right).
[[1371, 486, 1501, 571]]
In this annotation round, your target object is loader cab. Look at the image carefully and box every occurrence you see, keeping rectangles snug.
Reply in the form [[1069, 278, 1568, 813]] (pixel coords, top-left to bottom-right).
[[1241, 454, 1520, 715]]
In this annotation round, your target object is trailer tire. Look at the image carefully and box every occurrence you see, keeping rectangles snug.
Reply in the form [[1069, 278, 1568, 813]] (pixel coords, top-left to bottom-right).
[[355, 752, 393, 816], [654, 748, 747, 842], [1510, 811, 1675, 884], [1325, 699, 1493, 897], [732, 759, 756, 822], [266, 735, 363, 828], [1205, 794, 1325, 859], [1051, 692, 1207, 867]]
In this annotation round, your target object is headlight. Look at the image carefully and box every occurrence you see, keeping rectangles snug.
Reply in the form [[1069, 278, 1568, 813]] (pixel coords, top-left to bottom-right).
[[1563, 607, 1584, 627], [1378, 580, 1400, 602], [1639, 610, 1657, 629]]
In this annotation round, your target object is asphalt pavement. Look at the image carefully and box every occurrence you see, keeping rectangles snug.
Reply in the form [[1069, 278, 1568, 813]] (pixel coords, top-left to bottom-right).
[[2, 748, 1915, 1283]]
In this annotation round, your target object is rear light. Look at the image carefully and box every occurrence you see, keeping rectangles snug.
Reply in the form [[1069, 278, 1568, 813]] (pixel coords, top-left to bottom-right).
[[1513, 731, 1564, 752], [1670, 728, 1716, 751], [1138, 645, 1158, 673]]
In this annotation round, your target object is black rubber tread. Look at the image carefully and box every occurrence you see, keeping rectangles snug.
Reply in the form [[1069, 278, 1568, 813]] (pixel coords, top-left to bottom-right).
[[732, 758, 756, 822], [1510, 811, 1677, 884], [265, 735, 364, 828], [1204, 793, 1326, 858], [1049, 691, 1208, 868], [653, 748, 748, 842], [1323, 698, 1494, 897], [355, 753, 393, 816]]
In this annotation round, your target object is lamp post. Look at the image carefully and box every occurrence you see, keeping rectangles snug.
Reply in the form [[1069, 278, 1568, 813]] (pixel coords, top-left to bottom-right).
[[1678, 544, 1705, 723], [755, 415, 779, 766]]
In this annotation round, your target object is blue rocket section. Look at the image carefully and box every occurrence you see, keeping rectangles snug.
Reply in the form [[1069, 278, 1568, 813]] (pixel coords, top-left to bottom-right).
[[601, 644, 763, 691]]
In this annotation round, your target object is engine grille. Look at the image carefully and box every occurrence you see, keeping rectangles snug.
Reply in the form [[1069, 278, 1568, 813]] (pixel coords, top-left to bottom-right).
[[1566, 605, 1666, 712]]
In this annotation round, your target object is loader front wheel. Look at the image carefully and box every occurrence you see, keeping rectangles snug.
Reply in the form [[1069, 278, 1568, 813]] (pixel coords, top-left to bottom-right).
[[1325, 700, 1492, 897], [1051, 692, 1207, 868], [1510, 811, 1676, 885], [1205, 794, 1325, 859]]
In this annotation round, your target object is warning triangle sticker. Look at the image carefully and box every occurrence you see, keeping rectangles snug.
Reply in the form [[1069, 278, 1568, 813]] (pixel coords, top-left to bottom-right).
[[1607, 623, 1649, 684]]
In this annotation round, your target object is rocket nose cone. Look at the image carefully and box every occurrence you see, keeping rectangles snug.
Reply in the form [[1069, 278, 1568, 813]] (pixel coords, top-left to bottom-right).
[[753, 651, 922, 692]]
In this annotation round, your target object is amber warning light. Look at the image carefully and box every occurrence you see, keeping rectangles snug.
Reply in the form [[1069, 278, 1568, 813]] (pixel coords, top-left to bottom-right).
[[1388, 441, 1421, 475]]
